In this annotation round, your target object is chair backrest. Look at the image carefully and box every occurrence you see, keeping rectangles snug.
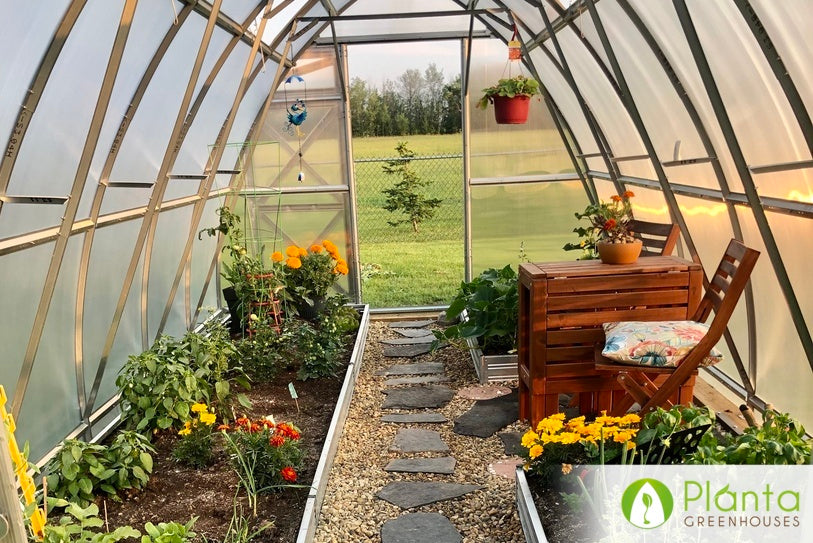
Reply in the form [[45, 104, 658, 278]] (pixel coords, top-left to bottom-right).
[[692, 239, 760, 343], [629, 219, 680, 256]]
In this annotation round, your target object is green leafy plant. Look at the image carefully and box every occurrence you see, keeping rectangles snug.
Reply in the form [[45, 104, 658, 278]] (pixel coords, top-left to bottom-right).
[[563, 191, 636, 259], [117, 323, 250, 433], [41, 501, 140, 543], [141, 518, 197, 543], [688, 409, 811, 465], [635, 404, 714, 464], [45, 433, 154, 506], [380, 142, 442, 233], [235, 325, 290, 381], [476, 75, 540, 110], [436, 265, 518, 355], [172, 403, 218, 468], [288, 318, 347, 380]]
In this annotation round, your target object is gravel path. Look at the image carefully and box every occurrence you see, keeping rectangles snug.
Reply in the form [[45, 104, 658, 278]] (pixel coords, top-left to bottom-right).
[[313, 320, 526, 543]]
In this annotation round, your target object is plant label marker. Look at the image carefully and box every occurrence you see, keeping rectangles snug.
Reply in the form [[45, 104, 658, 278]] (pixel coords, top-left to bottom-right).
[[288, 382, 299, 412]]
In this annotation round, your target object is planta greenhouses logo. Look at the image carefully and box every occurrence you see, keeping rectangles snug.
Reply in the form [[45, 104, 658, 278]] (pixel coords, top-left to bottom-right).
[[621, 478, 674, 529]]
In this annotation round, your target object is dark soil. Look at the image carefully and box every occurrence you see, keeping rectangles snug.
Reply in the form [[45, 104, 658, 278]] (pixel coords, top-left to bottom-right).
[[527, 475, 591, 543], [104, 366, 345, 542]]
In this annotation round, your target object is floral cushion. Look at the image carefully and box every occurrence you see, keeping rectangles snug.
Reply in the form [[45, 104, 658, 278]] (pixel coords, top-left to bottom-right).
[[601, 321, 723, 368]]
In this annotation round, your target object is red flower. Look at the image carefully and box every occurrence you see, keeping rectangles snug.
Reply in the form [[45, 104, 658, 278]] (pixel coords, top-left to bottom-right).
[[217, 424, 230, 431], [611, 195, 622, 202], [277, 423, 301, 440], [603, 218, 617, 230], [261, 419, 275, 428], [270, 434, 286, 447], [281, 467, 297, 482], [623, 190, 635, 198], [249, 422, 261, 433], [235, 417, 250, 428]]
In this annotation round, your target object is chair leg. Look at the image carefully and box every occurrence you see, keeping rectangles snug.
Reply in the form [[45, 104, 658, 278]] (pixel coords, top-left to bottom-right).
[[610, 391, 636, 416], [617, 373, 652, 409]]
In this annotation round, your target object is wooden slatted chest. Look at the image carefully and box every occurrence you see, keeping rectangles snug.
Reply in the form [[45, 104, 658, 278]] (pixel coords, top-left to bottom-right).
[[518, 256, 703, 426]]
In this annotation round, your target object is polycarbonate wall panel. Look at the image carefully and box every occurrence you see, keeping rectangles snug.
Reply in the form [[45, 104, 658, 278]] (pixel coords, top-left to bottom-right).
[[4, 1, 121, 237], [469, 40, 573, 178], [17, 237, 82, 461], [82, 221, 144, 412], [148, 205, 196, 341], [190, 198, 223, 324], [108, 15, 208, 184], [0, 1, 68, 144], [0, 243, 52, 404], [220, 0, 261, 26], [736, 208, 813, 427], [689, 1, 808, 170], [631, 1, 744, 193], [262, 0, 310, 50], [471, 181, 590, 273]]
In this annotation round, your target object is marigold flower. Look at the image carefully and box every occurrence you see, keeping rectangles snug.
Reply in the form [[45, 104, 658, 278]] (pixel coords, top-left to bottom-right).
[[236, 416, 250, 428], [334, 263, 349, 275], [623, 190, 635, 198], [626, 441, 637, 450], [322, 240, 337, 253], [249, 423, 261, 433], [298, 247, 307, 257], [310, 244, 323, 253], [270, 434, 286, 447], [217, 424, 230, 431], [281, 466, 297, 482], [271, 251, 284, 262], [529, 445, 543, 459], [561, 463, 573, 475], [200, 412, 216, 426], [286, 257, 302, 269], [521, 430, 539, 448], [191, 402, 207, 413], [603, 218, 617, 230], [611, 195, 622, 202], [178, 427, 192, 436], [285, 245, 300, 257]]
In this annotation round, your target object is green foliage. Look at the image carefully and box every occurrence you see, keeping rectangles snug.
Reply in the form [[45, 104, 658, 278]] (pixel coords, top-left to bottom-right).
[[45, 434, 153, 506], [42, 501, 140, 543], [235, 325, 289, 381], [635, 404, 715, 464], [172, 406, 218, 469], [436, 265, 518, 355], [288, 317, 347, 380], [323, 302, 361, 336], [476, 75, 540, 110], [140, 519, 197, 543], [687, 409, 811, 465], [117, 323, 250, 433], [563, 192, 636, 259], [381, 142, 443, 233]]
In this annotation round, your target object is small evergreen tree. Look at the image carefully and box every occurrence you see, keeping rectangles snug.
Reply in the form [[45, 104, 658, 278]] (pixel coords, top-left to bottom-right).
[[381, 142, 442, 233]]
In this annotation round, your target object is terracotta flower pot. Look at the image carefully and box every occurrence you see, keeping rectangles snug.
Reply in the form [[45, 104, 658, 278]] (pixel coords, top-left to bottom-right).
[[493, 95, 531, 124], [597, 239, 643, 265]]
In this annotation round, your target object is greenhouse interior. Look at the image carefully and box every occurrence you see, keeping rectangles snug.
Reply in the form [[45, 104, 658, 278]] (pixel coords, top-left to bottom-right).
[[2, 1, 812, 542]]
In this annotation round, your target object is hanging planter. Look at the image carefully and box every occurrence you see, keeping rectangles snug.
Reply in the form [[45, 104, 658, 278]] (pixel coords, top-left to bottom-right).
[[476, 75, 540, 125]]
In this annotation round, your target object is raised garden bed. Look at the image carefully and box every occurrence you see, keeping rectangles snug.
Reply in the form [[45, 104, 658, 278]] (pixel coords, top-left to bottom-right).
[[103, 305, 370, 542], [466, 336, 518, 384]]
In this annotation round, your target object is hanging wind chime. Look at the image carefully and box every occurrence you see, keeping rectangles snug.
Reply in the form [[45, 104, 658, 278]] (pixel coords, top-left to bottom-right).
[[283, 73, 308, 182]]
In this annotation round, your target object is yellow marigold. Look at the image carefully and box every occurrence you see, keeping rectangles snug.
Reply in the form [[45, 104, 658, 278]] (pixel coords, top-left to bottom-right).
[[271, 251, 284, 262], [334, 263, 349, 275], [310, 244, 323, 253], [613, 430, 633, 443], [594, 411, 615, 425], [549, 413, 566, 421], [626, 441, 637, 450], [536, 417, 564, 434], [558, 432, 581, 445], [521, 430, 539, 448], [285, 246, 300, 257], [561, 463, 573, 475], [565, 416, 586, 430], [178, 427, 192, 436], [200, 412, 216, 426], [286, 257, 302, 269], [298, 247, 307, 257], [191, 402, 208, 413], [529, 444, 544, 459], [619, 413, 641, 426]]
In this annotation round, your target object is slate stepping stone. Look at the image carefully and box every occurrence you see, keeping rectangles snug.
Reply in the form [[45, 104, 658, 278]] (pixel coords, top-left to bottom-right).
[[453, 389, 519, 438], [389, 320, 434, 329], [383, 344, 433, 358], [380, 335, 436, 345], [383, 375, 449, 386], [457, 384, 512, 400], [376, 481, 483, 509], [382, 386, 455, 409], [392, 328, 433, 338], [384, 456, 456, 475], [381, 513, 461, 543], [376, 362, 444, 376], [498, 431, 524, 456], [389, 428, 449, 453], [436, 311, 457, 327], [381, 412, 448, 424]]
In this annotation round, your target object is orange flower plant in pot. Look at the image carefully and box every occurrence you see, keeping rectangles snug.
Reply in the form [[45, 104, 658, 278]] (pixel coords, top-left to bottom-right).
[[563, 191, 641, 264]]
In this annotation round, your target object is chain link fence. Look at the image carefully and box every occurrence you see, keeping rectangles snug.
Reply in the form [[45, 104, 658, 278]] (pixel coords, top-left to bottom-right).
[[353, 153, 464, 307]]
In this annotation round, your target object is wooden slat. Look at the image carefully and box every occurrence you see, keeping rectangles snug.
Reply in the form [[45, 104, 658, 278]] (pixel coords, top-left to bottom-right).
[[545, 346, 593, 362], [548, 307, 689, 328], [539, 257, 699, 278], [719, 259, 737, 279], [546, 362, 600, 378], [547, 328, 604, 345], [546, 376, 623, 394], [546, 272, 689, 294], [547, 289, 689, 311]]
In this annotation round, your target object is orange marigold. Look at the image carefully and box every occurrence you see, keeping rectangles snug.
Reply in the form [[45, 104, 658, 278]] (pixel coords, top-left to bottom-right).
[[281, 466, 297, 482], [322, 240, 337, 254], [285, 245, 300, 257], [217, 424, 230, 431], [269, 434, 285, 447], [310, 244, 323, 253], [298, 247, 307, 257], [611, 195, 622, 202], [271, 251, 284, 262], [623, 190, 635, 198], [334, 263, 349, 275], [286, 257, 302, 269]]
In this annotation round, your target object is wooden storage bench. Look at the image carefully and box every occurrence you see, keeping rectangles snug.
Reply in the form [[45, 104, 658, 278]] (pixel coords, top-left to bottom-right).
[[518, 256, 703, 426]]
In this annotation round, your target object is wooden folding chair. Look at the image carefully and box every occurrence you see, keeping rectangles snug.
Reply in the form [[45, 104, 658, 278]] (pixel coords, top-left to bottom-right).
[[595, 239, 760, 416], [629, 219, 680, 256]]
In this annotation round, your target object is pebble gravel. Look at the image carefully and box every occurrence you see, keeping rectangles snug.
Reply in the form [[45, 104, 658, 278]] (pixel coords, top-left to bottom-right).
[[313, 321, 527, 543]]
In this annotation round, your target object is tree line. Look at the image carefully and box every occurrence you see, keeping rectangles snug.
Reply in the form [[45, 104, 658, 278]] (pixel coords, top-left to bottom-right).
[[349, 63, 462, 137]]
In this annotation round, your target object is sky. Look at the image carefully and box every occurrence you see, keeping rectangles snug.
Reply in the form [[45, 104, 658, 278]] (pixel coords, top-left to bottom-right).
[[347, 41, 462, 88]]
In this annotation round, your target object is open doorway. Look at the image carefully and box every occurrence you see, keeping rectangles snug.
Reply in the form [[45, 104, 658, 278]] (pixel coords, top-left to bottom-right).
[[347, 41, 464, 309]]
